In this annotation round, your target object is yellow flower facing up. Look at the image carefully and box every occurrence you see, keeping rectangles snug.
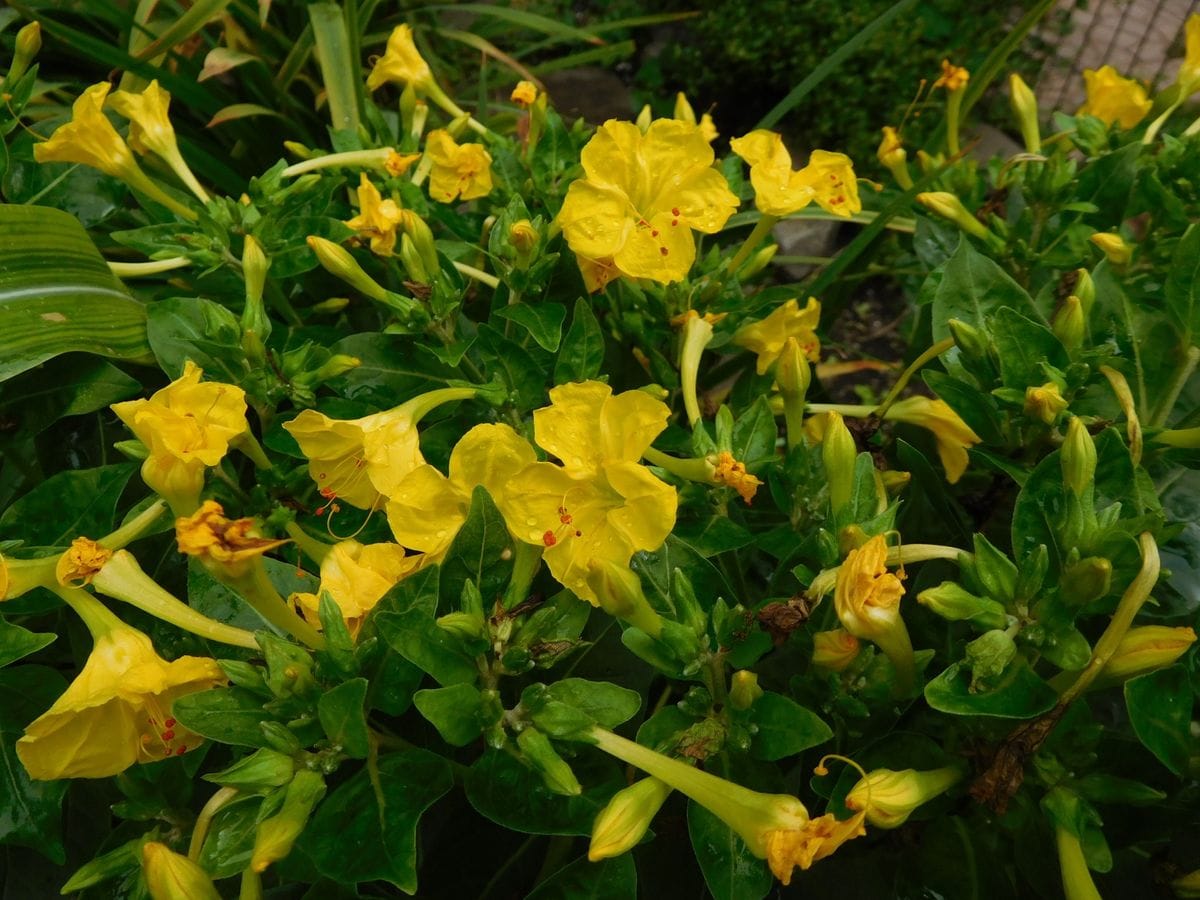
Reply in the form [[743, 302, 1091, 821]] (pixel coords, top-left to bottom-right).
[[345, 173, 404, 256], [1079, 65, 1152, 129], [884, 396, 980, 484], [111, 361, 250, 514], [511, 80, 538, 107], [34, 83, 137, 180], [730, 130, 860, 218], [366, 24, 433, 93], [834, 534, 914, 693], [733, 297, 822, 374], [16, 603, 224, 780], [292, 540, 419, 638], [933, 59, 970, 92], [108, 80, 208, 202], [712, 451, 762, 504], [283, 387, 476, 511], [425, 129, 493, 203], [387, 424, 536, 560], [176, 501, 287, 580], [498, 382, 677, 605], [557, 119, 739, 284]]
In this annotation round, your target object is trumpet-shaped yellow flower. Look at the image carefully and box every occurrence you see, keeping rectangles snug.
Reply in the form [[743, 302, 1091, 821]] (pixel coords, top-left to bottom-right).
[[557, 119, 738, 284], [345, 173, 404, 255], [366, 24, 433, 92], [835, 534, 914, 691], [16, 613, 224, 779], [733, 297, 822, 374], [108, 80, 207, 202], [933, 60, 970, 91], [175, 501, 287, 579], [1078, 66, 1152, 129], [34, 83, 136, 180], [292, 540, 419, 637], [730, 130, 860, 218], [844, 766, 962, 828], [884, 396, 980, 484], [283, 387, 476, 510], [499, 382, 677, 604], [111, 361, 249, 513], [387, 424, 536, 560], [1025, 382, 1069, 425], [425, 129, 494, 203]]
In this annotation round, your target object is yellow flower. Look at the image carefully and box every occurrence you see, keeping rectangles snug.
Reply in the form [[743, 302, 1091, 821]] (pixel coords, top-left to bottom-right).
[[1025, 382, 1069, 424], [1181, 15, 1200, 92], [712, 451, 762, 504], [345, 173, 404, 256], [55, 537, 113, 588], [175, 501, 287, 579], [1100, 625, 1197, 684], [556, 119, 739, 284], [1078, 65, 1152, 128], [498, 382, 677, 604], [291, 540, 419, 638], [811, 628, 860, 672], [425, 129, 493, 203], [108, 80, 208, 202], [764, 810, 867, 885], [577, 255, 621, 294], [730, 130, 860, 218], [844, 767, 962, 828], [34, 82, 137, 180], [384, 150, 422, 177], [141, 842, 221, 900], [933, 59, 970, 91], [366, 24, 433, 92], [111, 361, 249, 514], [834, 534, 914, 691], [589, 777, 673, 861], [283, 387, 476, 510], [733, 297, 822, 374], [884, 396, 980, 484], [16, 618, 224, 779], [511, 80, 538, 106], [877, 126, 905, 169], [386, 424, 537, 559]]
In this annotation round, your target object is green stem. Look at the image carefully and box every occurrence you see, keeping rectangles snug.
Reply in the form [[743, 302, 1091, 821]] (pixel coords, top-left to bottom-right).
[[452, 260, 499, 289], [100, 499, 168, 550], [124, 166, 198, 221], [188, 787, 239, 860], [1142, 96, 1185, 145], [643, 447, 715, 483], [284, 522, 333, 567], [874, 338, 956, 418], [53, 585, 127, 637], [945, 89, 965, 157], [726, 215, 778, 275], [1151, 345, 1200, 427]]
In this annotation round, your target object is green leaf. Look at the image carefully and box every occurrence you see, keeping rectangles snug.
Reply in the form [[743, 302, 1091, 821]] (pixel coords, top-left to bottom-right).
[[554, 298, 605, 384], [749, 691, 833, 760], [145, 296, 243, 382], [327, 333, 455, 405], [1166, 223, 1200, 343], [924, 660, 1059, 718], [307, 749, 453, 892], [0, 463, 135, 547], [495, 303, 567, 352], [0, 356, 140, 443], [1074, 143, 1139, 230], [729, 397, 777, 467], [307, 3, 360, 133], [0, 619, 55, 668], [989, 307, 1069, 390], [374, 568, 478, 686], [172, 686, 281, 748], [687, 801, 772, 900], [0, 205, 152, 383], [1125, 665, 1194, 775], [198, 795, 261, 878], [413, 683, 484, 746], [543, 678, 642, 730], [474, 323, 547, 411], [440, 486, 514, 606], [317, 678, 370, 758], [526, 854, 637, 900]]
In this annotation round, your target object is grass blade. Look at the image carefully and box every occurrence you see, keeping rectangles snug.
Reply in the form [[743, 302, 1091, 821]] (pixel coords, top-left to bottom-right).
[[309, 2, 360, 133]]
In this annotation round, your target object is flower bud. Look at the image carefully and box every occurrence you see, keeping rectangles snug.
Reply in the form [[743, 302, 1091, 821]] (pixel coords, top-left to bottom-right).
[[812, 629, 860, 672], [776, 336, 811, 400], [679, 311, 715, 427], [636, 103, 653, 132], [312, 353, 361, 382], [1173, 868, 1200, 898], [877, 126, 913, 190], [1052, 295, 1085, 350], [1024, 382, 1069, 424], [436, 610, 487, 642], [1090, 232, 1131, 266], [586, 559, 663, 638], [1071, 268, 1095, 313], [250, 771, 326, 873], [401, 211, 439, 277], [517, 727, 582, 796], [9, 21, 42, 83], [1056, 826, 1102, 900], [947, 318, 997, 382], [311, 296, 350, 314], [589, 777, 673, 861], [283, 140, 314, 159], [822, 411, 857, 517], [1009, 73, 1041, 153], [204, 747, 295, 790], [1101, 625, 1197, 684], [510, 218, 538, 255], [729, 670, 764, 710], [880, 470, 911, 495], [739, 242, 778, 279], [1060, 556, 1112, 607], [307, 236, 389, 302], [917, 582, 1008, 629], [1061, 417, 1097, 497], [844, 766, 962, 828], [916, 192, 992, 242], [398, 233, 430, 284], [141, 842, 220, 900]]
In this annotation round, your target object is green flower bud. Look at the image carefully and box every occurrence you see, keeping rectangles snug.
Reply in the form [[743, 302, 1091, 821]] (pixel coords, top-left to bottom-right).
[[1061, 417, 1097, 497], [739, 243, 778, 279], [776, 336, 811, 400], [250, 771, 326, 873], [517, 727, 582, 796], [9, 21, 42, 84], [312, 354, 361, 382], [917, 582, 1008, 629], [1052, 295, 1085, 351], [822, 411, 857, 517], [916, 192, 993, 242], [1071, 268, 1095, 314], [586, 559, 664, 638], [1008, 73, 1041, 153], [589, 777, 673, 861], [401, 211, 439, 277], [436, 610, 487, 642], [141, 842, 220, 900], [728, 670, 764, 710], [947, 318, 997, 383], [306, 236, 389, 302], [310, 296, 350, 314], [204, 747, 295, 790], [1061, 556, 1112, 607], [398, 233, 430, 284]]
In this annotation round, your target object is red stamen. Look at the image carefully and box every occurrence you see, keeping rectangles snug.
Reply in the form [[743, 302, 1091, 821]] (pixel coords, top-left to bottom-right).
[[164, 718, 176, 728], [660, 247, 669, 256], [176, 746, 187, 756], [162, 730, 175, 741], [542, 530, 557, 547], [671, 207, 680, 216]]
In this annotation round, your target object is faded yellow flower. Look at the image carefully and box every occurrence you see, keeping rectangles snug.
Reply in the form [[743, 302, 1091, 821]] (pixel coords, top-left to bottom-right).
[[933, 59, 970, 91], [292, 540, 419, 638], [835, 534, 913, 691], [884, 396, 980, 484], [557, 118, 738, 283], [712, 451, 762, 504], [175, 501, 287, 579], [425, 129, 493, 203], [764, 810, 867, 885], [733, 297, 822, 374], [1079, 65, 1152, 128], [384, 151, 422, 177], [367, 24, 433, 92], [511, 80, 538, 106], [730, 130, 860, 218], [345, 173, 404, 255], [55, 537, 113, 588]]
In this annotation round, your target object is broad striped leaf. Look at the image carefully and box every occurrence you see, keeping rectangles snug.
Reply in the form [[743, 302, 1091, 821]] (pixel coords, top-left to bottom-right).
[[0, 205, 152, 383]]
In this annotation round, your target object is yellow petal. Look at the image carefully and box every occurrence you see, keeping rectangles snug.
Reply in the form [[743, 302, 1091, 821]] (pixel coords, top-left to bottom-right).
[[614, 209, 695, 282], [558, 180, 633, 261], [448, 423, 538, 499], [534, 382, 613, 473], [386, 465, 469, 556]]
